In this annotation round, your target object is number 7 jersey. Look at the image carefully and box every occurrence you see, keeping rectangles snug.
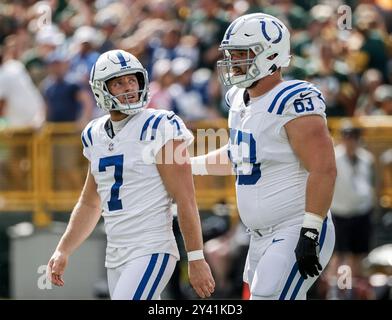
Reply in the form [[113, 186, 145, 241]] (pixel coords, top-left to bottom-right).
[[81, 109, 194, 268], [226, 80, 327, 230]]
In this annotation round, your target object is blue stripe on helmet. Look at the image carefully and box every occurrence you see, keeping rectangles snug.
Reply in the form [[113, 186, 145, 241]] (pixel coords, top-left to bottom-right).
[[261, 20, 283, 44], [225, 20, 239, 40], [271, 21, 283, 44], [116, 51, 127, 67]]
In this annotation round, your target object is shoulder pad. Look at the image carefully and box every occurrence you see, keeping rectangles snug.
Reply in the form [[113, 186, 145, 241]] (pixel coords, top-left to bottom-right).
[[266, 81, 326, 116], [81, 118, 100, 147], [140, 110, 183, 141]]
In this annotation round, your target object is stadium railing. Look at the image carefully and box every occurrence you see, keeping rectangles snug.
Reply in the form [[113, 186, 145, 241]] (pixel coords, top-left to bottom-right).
[[0, 116, 391, 227]]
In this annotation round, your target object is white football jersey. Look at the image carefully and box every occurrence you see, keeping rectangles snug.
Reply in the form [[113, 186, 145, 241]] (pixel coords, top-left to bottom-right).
[[81, 108, 194, 268], [226, 80, 327, 230]]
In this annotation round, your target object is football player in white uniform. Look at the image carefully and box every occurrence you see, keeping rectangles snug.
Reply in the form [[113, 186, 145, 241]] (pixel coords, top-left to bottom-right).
[[191, 13, 336, 300], [47, 49, 215, 299]]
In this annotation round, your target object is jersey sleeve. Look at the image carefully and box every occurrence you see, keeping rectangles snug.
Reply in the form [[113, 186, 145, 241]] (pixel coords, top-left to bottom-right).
[[140, 111, 194, 163], [224, 86, 241, 110], [81, 119, 96, 161], [280, 83, 327, 125]]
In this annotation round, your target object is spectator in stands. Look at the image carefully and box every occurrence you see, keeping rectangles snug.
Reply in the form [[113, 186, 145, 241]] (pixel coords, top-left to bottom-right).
[[328, 124, 375, 298], [374, 85, 392, 115], [42, 50, 93, 128], [0, 41, 44, 129], [184, 0, 230, 70], [169, 57, 219, 121], [68, 26, 101, 87], [380, 148, 392, 210], [148, 59, 174, 111], [354, 4, 389, 81], [147, 22, 182, 73], [68, 26, 101, 117], [42, 49, 94, 190], [22, 25, 65, 86], [94, 9, 119, 53], [307, 39, 356, 117], [355, 69, 384, 116], [0, 42, 45, 190]]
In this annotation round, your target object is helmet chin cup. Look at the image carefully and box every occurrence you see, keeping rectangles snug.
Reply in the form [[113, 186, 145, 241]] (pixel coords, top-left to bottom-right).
[[119, 107, 144, 115], [235, 77, 255, 89]]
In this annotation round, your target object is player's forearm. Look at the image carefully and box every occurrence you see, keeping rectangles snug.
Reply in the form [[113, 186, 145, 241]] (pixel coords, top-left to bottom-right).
[[191, 145, 234, 176], [176, 199, 204, 252], [55, 200, 101, 256], [305, 167, 337, 219]]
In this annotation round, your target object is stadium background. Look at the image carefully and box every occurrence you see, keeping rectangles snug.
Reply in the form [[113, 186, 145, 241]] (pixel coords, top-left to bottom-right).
[[0, 0, 391, 299]]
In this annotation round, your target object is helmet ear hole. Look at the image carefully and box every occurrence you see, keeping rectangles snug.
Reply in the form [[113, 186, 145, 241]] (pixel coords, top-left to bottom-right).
[[269, 64, 277, 73], [267, 53, 278, 61], [135, 72, 147, 101], [135, 72, 145, 89]]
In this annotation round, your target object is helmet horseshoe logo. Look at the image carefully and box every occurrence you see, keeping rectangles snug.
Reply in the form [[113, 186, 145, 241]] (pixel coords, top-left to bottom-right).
[[260, 20, 283, 44]]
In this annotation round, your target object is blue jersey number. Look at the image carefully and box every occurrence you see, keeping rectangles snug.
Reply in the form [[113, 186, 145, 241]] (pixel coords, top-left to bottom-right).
[[229, 128, 261, 185], [294, 97, 314, 113], [99, 155, 124, 211]]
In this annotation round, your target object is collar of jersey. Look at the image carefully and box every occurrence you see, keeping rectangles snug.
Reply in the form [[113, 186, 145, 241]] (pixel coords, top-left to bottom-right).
[[102, 111, 142, 141]]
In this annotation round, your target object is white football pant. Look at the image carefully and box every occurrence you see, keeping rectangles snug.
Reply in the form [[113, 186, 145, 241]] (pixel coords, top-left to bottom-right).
[[244, 214, 335, 300], [107, 253, 177, 300]]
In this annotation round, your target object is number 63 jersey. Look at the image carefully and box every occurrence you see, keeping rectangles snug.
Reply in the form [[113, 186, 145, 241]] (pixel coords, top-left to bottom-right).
[[226, 80, 327, 230], [81, 109, 194, 268]]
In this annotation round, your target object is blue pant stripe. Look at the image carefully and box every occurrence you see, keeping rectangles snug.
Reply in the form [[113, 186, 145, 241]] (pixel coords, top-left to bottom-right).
[[132, 254, 158, 300], [146, 254, 170, 300], [279, 263, 299, 300], [289, 217, 329, 300], [319, 217, 328, 248], [289, 276, 305, 300]]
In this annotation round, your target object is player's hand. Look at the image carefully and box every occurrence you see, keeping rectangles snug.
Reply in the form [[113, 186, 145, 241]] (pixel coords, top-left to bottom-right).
[[188, 260, 215, 298], [47, 250, 68, 286], [294, 227, 322, 279]]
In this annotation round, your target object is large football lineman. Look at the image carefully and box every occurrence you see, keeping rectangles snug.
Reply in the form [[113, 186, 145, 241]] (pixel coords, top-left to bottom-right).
[[191, 13, 336, 300], [47, 50, 215, 299]]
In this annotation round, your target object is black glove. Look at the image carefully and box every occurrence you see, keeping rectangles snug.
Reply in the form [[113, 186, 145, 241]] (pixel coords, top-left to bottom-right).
[[294, 227, 322, 279]]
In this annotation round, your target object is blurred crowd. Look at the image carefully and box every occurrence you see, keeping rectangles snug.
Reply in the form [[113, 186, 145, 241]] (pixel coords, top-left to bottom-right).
[[0, 0, 391, 130], [0, 0, 392, 300]]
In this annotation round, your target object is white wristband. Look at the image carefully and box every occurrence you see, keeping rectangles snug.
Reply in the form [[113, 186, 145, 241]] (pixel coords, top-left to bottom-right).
[[190, 156, 208, 175], [187, 250, 204, 261], [303, 212, 324, 234]]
